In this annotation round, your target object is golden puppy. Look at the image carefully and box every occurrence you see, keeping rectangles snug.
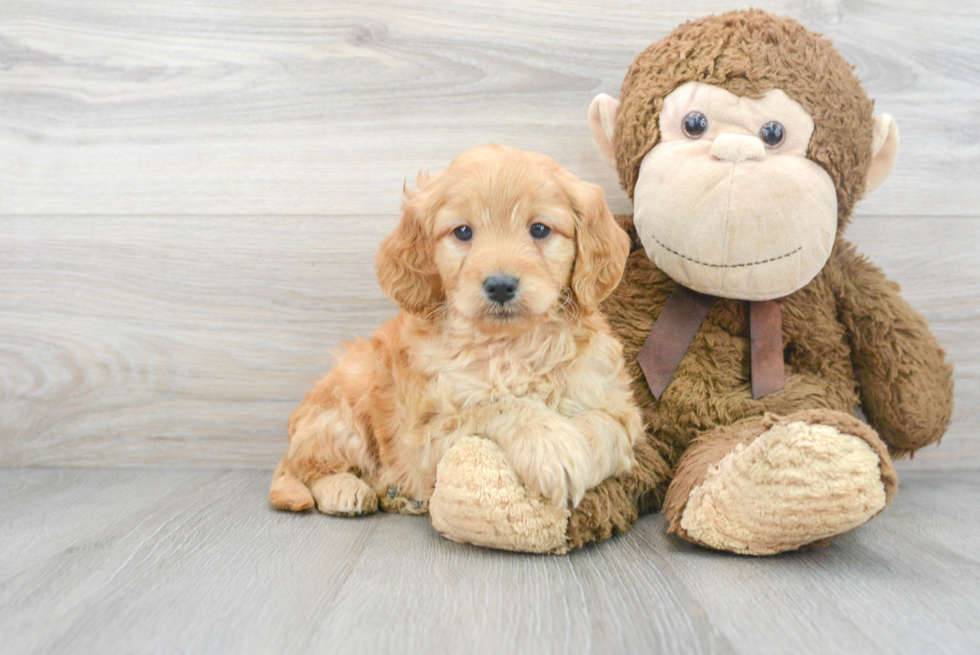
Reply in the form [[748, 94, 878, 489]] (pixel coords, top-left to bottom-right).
[[270, 145, 642, 517]]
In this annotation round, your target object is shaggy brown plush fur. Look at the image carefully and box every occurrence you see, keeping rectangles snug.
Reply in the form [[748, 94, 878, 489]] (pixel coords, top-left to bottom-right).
[[614, 9, 873, 229], [563, 10, 954, 551]]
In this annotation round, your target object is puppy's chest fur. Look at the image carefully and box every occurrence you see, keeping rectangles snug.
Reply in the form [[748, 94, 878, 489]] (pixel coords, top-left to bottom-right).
[[398, 316, 618, 424], [415, 333, 577, 411]]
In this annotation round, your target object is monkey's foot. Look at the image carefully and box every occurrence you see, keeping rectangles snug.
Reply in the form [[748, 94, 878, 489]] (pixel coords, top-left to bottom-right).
[[668, 411, 897, 555], [429, 437, 570, 554]]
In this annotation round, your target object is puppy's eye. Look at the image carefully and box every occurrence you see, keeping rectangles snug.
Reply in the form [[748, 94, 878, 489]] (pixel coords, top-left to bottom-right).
[[682, 111, 708, 139], [760, 121, 785, 148], [453, 225, 473, 241], [529, 223, 551, 240]]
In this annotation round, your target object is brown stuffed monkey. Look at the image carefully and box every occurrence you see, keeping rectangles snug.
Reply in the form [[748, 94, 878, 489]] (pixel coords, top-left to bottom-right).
[[429, 10, 954, 555]]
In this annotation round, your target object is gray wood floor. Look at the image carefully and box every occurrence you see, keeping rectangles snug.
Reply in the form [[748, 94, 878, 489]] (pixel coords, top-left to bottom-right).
[[0, 467, 978, 655], [2, 1, 979, 653]]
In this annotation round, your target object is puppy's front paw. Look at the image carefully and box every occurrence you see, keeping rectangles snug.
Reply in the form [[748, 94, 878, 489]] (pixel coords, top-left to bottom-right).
[[505, 420, 593, 509]]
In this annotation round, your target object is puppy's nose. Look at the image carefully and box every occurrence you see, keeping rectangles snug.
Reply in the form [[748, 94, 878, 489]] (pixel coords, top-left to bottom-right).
[[484, 275, 519, 304]]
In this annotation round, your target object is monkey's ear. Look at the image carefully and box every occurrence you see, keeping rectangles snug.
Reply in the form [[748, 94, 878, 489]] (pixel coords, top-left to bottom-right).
[[866, 114, 900, 193], [588, 93, 620, 168]]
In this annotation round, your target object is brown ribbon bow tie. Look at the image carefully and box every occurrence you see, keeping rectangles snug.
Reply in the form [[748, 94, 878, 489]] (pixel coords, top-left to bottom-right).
[[636, 285, 785, 401]]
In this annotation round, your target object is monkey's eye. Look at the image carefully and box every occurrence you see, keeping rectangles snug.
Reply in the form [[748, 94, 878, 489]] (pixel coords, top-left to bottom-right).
[[529, 223, 551, 240], [682, 111, 708, 139], [760, 121, 785, 148], [453, 225, 473, 241]]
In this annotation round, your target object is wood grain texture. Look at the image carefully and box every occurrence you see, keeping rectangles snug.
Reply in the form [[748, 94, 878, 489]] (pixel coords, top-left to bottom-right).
[[1, 215, 976, 469], [0, 216, 396, 467], [0, 467, 977, 654], [0, 467, 206, 576], [631, 470, 980, 655], [0, 0, 979, 217]]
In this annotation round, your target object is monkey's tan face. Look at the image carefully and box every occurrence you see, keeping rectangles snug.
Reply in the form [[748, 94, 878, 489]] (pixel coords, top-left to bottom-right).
[[632, 82, 838, 300]]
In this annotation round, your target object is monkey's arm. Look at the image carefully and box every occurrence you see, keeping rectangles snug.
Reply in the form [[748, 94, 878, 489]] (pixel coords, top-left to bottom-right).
[[833, 240, 954, 458]]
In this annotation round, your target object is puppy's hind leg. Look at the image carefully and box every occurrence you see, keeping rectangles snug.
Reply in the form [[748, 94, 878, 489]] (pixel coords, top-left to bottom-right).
[[310, 473, 379, 517], [269, 459, 315, 512], [270, 402, 380, 516]]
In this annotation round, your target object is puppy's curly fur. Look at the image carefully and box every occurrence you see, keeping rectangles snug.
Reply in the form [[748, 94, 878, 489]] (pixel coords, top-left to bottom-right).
[[269, 145, 643, 517]]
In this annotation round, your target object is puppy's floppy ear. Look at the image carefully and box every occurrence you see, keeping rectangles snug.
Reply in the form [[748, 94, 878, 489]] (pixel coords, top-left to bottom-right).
[[560, 173, 630, 314], [376, 177, 444, 316]]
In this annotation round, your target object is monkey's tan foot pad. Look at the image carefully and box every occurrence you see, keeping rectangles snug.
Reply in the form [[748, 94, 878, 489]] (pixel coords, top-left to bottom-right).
[[679, 420, 888, 555], [311, 472, 379, 517], [429, 437, 571, 554]]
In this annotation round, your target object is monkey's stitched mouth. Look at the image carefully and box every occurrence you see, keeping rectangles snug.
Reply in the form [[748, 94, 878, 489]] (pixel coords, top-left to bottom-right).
[[650, 234, 802, 269]]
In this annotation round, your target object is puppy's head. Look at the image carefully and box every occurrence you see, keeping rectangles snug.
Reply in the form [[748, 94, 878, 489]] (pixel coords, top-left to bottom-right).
[[376, 145, 629, 332]]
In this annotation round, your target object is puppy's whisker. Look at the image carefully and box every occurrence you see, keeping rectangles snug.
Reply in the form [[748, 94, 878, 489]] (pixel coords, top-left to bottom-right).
[[423, 300, 451, 322], [557, 288, 579, 320]]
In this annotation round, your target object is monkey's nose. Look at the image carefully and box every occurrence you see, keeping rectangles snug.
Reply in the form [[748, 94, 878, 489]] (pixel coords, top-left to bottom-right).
[[484, 275, 519, 304], [710, 133, 766, 162]]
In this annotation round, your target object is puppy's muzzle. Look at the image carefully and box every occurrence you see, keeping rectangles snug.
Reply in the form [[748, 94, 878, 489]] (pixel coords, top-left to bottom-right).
[[484, 274, 519, 305]]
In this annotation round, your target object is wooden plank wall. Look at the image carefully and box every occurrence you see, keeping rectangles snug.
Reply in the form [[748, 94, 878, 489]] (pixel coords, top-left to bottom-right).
[[1, 0, 977, 469]]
